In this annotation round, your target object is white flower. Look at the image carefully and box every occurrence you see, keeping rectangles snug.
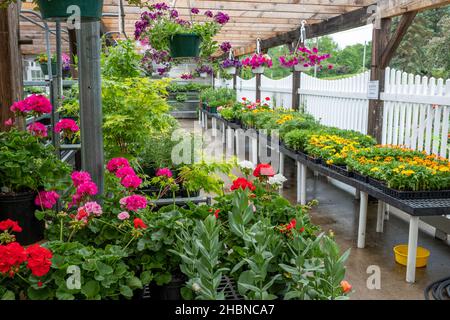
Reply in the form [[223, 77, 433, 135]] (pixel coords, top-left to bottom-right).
[[268, 173, 287, 185], [192, 283, 201, 292], [238, 160, 255, 170], [227, 248, 234, 255]]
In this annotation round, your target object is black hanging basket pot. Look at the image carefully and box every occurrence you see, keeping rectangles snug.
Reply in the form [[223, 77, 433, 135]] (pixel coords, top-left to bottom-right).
[[37, 0, 104, 21], [0, 191, 44, 245], [169, 34, 202, 58], [40, 62, 57, 77]]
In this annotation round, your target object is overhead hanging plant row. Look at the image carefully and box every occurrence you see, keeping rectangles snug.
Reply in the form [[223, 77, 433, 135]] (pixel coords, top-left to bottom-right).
[[134, 2, 230, 59]]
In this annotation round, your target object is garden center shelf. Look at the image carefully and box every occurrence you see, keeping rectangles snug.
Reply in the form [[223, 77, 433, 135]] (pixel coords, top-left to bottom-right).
[[201, 109, 450, 284]]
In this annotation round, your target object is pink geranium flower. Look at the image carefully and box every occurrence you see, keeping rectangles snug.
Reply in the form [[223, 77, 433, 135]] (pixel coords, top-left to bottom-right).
[[71, 171, 92, 187], [106, 158, 130, 173], [121, 174, 142, 189], [119, 195, 147, 212], [55, 119, 79, 134], [27, 122, 48, 138], [156, 168, 173, 178], [116, 166, 136, 179], [117, 211, 130, 220], [35, 190, 59, 209], [83, 201, 102, 217]]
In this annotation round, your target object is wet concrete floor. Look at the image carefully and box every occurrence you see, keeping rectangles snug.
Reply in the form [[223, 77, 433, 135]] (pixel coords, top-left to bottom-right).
[[179, 118, 450, 300]]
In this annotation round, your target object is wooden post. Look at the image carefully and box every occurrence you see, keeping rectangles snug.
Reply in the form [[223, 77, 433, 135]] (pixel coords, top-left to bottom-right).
[[68, 29, 78, 79], [77, 21, 104, 197], [255, 73, 261, 102], [367, 19, 391, 142], [232, 72, 237, 91], [0, 3, 23, 131]]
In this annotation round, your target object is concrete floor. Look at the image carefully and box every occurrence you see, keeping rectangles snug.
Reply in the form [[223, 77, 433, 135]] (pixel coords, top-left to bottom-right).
[[179, 118, 450, 300]]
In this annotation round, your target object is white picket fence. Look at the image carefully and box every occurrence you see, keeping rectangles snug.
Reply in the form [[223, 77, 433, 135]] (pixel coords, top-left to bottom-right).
[[299, 72, 370, 134], [215, 68, 450, 156], [381, 67, 450, 158]]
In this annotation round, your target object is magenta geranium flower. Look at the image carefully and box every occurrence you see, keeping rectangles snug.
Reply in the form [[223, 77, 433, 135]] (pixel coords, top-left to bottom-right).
[[121, 174, 142, 189], [71, 171, 92, 187], [35, 190, 59, 209], [106, 158, 130, 173], [120, 195, 147, 212], [55, 118, 79, 134], [156, 168, 173, 178], [26, 94, 52, 115], [27, 122, 48, 138]]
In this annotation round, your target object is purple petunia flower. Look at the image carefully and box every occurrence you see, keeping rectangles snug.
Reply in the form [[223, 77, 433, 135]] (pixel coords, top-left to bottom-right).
[[191, 8, 200, 14]]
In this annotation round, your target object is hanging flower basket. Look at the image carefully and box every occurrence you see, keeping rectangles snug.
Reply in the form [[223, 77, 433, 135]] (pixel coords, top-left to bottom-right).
[[169, 34, 202, 58], [294, 64, 312, 72], [37, 0, 104, 21], [252, 66, 265, 74], [225, 67, 236, 75], [40, 62, 57, 77]]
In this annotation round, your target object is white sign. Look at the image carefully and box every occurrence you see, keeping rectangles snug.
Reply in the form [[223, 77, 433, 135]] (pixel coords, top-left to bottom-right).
[[367, 80, 380, 100]]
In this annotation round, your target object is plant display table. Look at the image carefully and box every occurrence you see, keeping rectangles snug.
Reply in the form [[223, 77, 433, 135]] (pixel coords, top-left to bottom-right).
[[202, 109, 450, 283]]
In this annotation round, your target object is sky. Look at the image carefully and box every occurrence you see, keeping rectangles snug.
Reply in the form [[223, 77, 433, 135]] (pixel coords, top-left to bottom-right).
[[328, 24, 374, 49]]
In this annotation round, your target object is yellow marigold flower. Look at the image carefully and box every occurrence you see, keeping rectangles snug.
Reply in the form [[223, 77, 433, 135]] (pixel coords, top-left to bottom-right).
[[439, 167, 450, 172], [401, 170, 415, 176], [370, 167, 380, 172]]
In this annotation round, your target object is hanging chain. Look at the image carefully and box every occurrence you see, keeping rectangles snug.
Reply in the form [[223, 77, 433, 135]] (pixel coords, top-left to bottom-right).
[[256, 38, 261, 54], [295, 20, 307, 51]]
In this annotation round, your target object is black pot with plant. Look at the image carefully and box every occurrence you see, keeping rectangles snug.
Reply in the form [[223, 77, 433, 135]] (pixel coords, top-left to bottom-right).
[[0, 130, 71, 244]]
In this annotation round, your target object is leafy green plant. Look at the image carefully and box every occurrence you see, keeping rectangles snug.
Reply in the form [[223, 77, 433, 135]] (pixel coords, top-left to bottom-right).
[[102, 77, 173, 158], [0, 129, 71, 193], [200, 87, 236, 108], [175, 93, 188, 102], [101, 40, 143, 79], [170, 215, 228, 300]]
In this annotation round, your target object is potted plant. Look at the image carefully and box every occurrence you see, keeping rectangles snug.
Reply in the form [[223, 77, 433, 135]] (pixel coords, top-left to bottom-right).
[[195, 65, 213, 78], [36, 53, 72, 78], [0, 130, 71, 245], [221, 58, 242, 75], [241, 53, 272, 74], [134, 3, 229, 59], [141, 47, 172, 76], [0, 0, 104, 21], [279, 46, 332, 72]]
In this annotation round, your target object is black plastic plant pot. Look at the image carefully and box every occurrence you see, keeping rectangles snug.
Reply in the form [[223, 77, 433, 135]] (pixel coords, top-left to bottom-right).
[[158, 275, 186, 300], [169, 34, 202, 58], [0, 191, 44, 245], [353, 171, 369, 183], [326, 163, 353, 177], [40, 62, 57, 77], [208, 106, 218, 114], [37, 0, 104, 21]]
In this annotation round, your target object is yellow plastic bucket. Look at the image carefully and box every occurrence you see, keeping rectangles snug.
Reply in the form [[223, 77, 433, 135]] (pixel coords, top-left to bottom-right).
[[393, 245, 430, 268]]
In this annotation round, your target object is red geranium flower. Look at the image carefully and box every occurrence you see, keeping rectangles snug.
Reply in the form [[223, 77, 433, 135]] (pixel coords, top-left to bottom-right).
[[265, 97, 270, 101], [230, 177, 256, 191], [253, 163, 275, 178], [25, 244, 52, 277], [286, 218, 296, 230], [0, 242, 27, 276], [0, 219, 22, 233], [133, 218, 147, 229]]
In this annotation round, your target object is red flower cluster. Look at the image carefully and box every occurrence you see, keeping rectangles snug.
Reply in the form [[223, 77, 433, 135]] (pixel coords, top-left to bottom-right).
[[279, 219, 305, 234], [0, 242, 27, 277], [209, 208, 221, 218], [253, 163, 275, 178], [230, 177, 256, 191], [0, 240, 52, 278], [0, 219, 22, 233], [26, 244, 53, 277], [133, 218, 147, 229]]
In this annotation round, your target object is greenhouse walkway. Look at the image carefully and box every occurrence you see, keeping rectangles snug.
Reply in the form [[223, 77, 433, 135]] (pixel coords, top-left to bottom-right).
[[180, 119, 450, 300]]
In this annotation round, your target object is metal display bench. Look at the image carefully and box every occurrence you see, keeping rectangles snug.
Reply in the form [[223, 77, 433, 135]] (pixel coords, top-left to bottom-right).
[[201, 109, 450, 283]]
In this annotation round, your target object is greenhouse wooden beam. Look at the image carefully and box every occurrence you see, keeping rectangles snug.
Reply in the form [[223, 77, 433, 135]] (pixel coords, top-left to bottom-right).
[[0, 3, 23, 131], [380, 11, 417, 68], [378, 0, 450, 18], [234, 5, 371, 56]]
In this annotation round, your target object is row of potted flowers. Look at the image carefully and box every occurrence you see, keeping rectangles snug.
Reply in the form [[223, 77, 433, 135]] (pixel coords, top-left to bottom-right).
[[0, 150, 353, 299], [215, 97, 450, 196]]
